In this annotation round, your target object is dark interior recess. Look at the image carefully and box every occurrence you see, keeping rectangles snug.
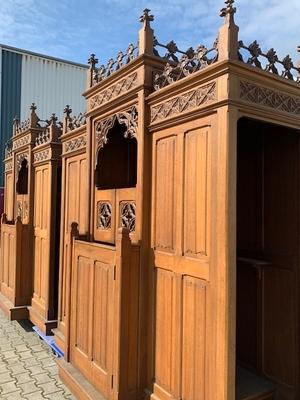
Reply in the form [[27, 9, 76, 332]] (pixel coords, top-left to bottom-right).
[[236, 117, 300, 400], [95, 120, 137, 190], [16, 159, 29, 195]]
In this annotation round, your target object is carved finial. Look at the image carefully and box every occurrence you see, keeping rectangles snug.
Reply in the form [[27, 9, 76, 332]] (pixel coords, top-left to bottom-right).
[[30, 103, 37, 113], [64, 105, 72, 118], [220, 0, 236, 22], [13, 115, 19, 125], [88, 53, 98, 69], [48, 113, 57, 126], [139, 8, 154, 28]]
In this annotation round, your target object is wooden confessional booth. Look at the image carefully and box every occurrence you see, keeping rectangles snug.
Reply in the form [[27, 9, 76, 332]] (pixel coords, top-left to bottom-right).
[[0, 3, 296, 400], [0, 105, 62, 334]]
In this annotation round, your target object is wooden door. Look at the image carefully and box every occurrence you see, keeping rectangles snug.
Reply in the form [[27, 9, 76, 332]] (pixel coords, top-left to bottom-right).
[[32, 165, 50, 313], [151, 117, 215, 400], [70, 240, 116, 398], [94, 188, 136, 244]]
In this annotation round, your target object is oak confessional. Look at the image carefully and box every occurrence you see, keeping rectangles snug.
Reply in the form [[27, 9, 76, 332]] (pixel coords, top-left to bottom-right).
[[1, 1, 300, 400], [0, 106, 62, 334]]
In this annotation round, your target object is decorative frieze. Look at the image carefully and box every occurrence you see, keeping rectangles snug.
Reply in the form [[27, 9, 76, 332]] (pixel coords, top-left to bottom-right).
[[120, 202, 136, 232], [150, 82, 216, 123], [90, 72, 138, 110], [13, 134, 31, 150], [64, 135, 87, 153], [34, 150, 50, 163], [96, 202, 112, 230], [240, 81, 300, 114]]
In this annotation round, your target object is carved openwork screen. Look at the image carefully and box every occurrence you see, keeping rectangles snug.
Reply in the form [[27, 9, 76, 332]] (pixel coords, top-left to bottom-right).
[[95, 120, 137, 190], [16, 159, 29, 195]]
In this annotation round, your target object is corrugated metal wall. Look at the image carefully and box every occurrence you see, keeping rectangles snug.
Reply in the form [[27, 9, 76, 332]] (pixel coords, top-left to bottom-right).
[[0, 49, 22, 184], [0, 46, 87, 185], [21, 54, 86, 121]]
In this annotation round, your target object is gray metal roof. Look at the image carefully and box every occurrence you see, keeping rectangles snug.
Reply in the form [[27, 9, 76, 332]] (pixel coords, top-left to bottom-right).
[[0, 43, 88, 69]]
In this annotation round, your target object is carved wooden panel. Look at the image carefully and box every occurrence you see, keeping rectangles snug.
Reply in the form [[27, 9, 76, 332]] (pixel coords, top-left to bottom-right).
[[155, 136, 176, 252], [184, 128, 211, 258]]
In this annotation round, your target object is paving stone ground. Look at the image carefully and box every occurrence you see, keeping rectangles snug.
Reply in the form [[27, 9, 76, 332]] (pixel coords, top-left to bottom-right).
[[0, 309, 76, 399]]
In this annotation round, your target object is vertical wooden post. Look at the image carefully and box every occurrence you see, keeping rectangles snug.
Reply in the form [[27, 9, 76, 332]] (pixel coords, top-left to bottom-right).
[[138, 9, 154, 56], [113, 227, 131, 399], [218, 0, 239, 61]]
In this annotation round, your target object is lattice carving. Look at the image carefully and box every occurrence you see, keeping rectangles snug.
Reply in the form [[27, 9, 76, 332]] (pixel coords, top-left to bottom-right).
[[64, 106, 87, 133], [64, 135, 87, 153], [240, 81, 300, 114], [90, 73, 138, 109], [35, 130, 50, 146], [96, 202, 112, 230], [88, 43, 138, 87], [13, 134, 31, 150], [95, 106, 138, 153], [151, 82, 216, 123], [238, 40, 300, 84], [120, 202, 136, 232], [15, 119, 30, 135], [34, 150, 50, 163], [154, 40, 218, 90]]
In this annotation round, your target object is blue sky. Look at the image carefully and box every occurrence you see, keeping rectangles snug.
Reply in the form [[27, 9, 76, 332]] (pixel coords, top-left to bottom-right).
[[0, 0, 299, 67]]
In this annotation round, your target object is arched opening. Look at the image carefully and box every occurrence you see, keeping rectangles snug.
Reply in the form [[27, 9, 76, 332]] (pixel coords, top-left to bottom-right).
[[95, 120, 137, 189], [16, 158, 28, 195]]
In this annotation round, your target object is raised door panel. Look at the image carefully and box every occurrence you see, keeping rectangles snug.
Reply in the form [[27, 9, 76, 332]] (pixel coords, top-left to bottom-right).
[[154, 269, 176, 397], [91, 261, 114, 397], [155, 136, 176, 253], [181, 277, 207, 400], [184, 128, 211, 259]]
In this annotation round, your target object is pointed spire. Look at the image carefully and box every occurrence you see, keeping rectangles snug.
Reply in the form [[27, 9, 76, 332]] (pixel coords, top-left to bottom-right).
[[138, 9, 155, 55], [218, 0, 239, 61]]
